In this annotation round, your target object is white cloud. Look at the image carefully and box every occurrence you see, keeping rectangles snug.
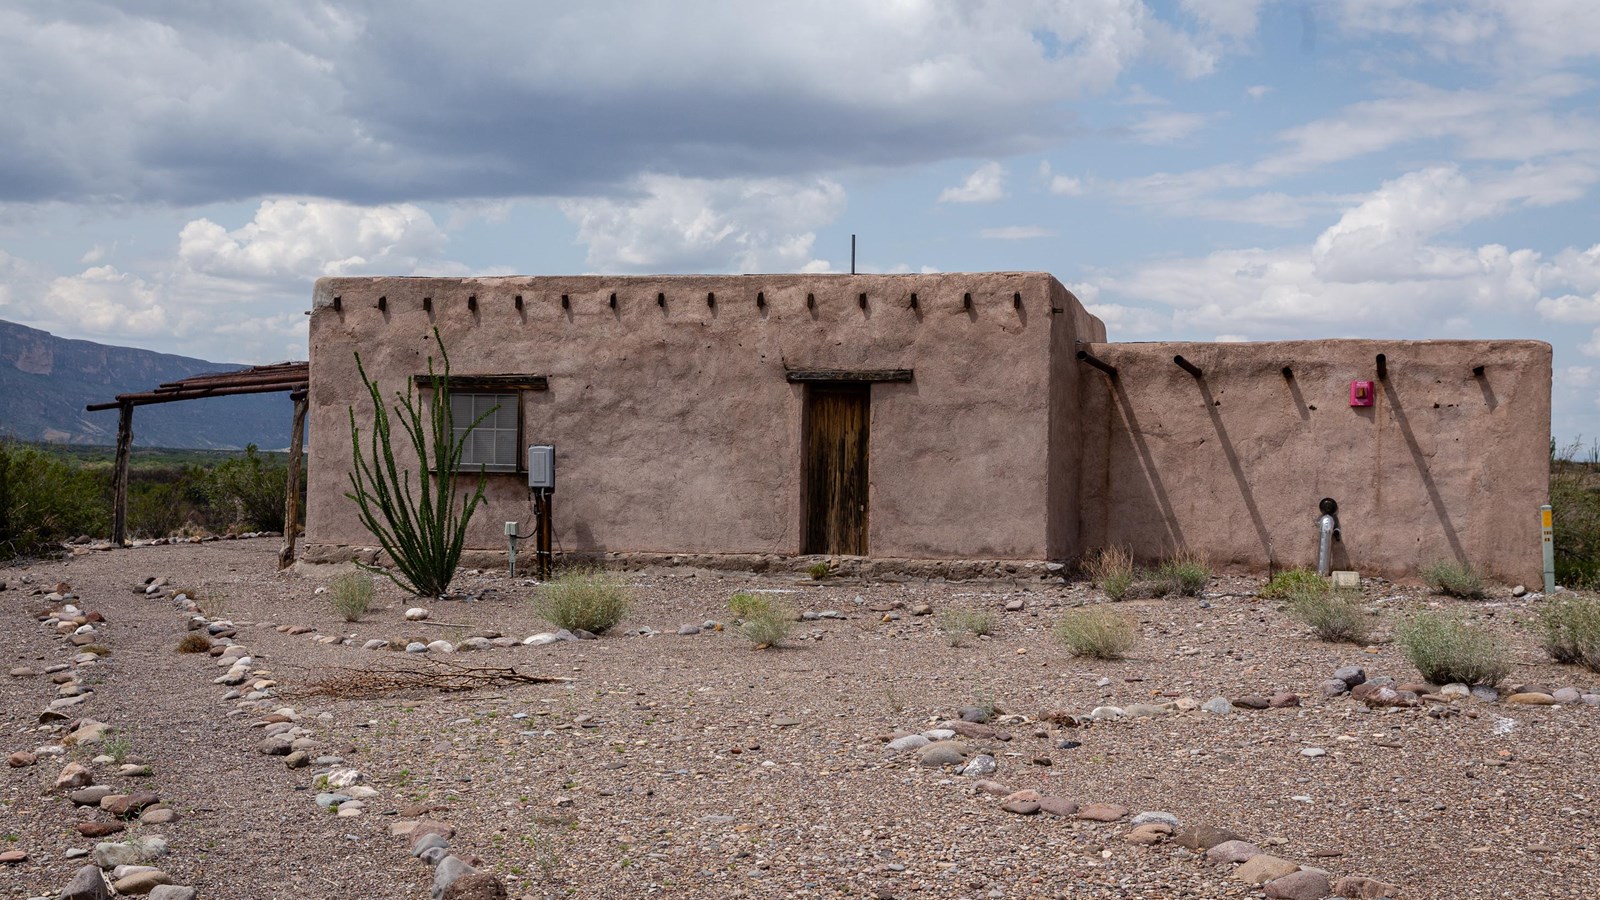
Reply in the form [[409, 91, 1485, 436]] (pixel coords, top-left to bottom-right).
[[1038, 161, 1083, 196], [980, 226, 1057, 240], [1245, 84, 1271, 100], [178, 199, 448, 280], [1127, 111, 1210, 144], [939, 162, 1007, 204], [1335, 0, 1600, 72], [558, 174, 846, 273], [1180, 0, 1265, 40]]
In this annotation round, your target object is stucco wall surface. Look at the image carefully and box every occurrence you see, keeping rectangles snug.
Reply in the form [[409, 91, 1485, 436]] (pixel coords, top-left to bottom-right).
[[306, 273, 1096, 561], [1074, 340, 1552, 584]]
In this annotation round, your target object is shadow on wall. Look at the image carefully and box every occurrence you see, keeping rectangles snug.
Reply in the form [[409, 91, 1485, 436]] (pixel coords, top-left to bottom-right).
[[1380, 376, 1467, 566]]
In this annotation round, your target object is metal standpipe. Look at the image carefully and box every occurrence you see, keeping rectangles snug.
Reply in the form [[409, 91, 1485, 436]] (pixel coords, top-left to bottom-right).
[[1316, 498, 1341, 577]]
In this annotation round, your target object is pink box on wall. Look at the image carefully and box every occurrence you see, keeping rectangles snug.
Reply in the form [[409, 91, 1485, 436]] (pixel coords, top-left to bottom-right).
[[1350, 380, 1375, 407]]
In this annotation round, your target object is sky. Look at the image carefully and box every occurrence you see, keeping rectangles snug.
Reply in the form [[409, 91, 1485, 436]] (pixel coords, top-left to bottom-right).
[[3, 0, 1600, 441]]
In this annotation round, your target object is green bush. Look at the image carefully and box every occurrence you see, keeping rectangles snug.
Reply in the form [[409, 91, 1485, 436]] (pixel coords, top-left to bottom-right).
[[1286, 589, 1370, 644], [329, 571, 377, 622], [1084, 547, 1135, 601], [0, 441, 108, 558], [535, 569, 631, 634], [1157, 551, 1210, 597], [1421, 560, 1487, 599], [1053, 608, 1137, 660], [937, 608, 995, 647], [1261, 568, 1328, 601], [1394, 610, 1510, 685], [729, 592, 771, 619], [202, 445, 287, 532], [1536, 595, 1600, 671], [740, 603, 796, 648], [807, 561, 830, 580], [1550, 441, 1600, 589]]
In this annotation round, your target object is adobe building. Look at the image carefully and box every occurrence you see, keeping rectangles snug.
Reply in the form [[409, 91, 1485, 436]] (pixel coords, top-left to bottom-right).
[[302, 273, 1551, 584]]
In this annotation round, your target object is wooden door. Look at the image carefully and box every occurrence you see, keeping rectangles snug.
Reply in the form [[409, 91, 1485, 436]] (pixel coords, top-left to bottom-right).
[[803, 383, 870, 555]]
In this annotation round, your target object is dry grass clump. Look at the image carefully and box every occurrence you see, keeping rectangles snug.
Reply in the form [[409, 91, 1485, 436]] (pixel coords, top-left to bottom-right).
[[740, 600, 796, 649], [1536, 595, 1600, 671], [937, 609, 996, 647], [807, 561, 831, 580], [328, 571, 376, 623], [1053, 608, 1137, 659], [1421, 560, 1487, 599], [1084, 547, 1135, 601], [534, 568, 631, 634], [176, 633, 212, 654], [1261, 567, 1328, 601], [1286, 590, 1371, 644], [1394, 610, 1509, 685], [728, 592, 771, 619], [1157, 550, 1210, 597]]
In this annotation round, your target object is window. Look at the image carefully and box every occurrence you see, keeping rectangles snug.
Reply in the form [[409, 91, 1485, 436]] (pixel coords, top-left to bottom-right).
[[450, 392, 519, 472]]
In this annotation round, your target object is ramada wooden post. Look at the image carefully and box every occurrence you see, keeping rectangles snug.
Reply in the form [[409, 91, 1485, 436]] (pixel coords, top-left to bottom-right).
[[111, 401, 133, 546], [279, 390, 309, 569]]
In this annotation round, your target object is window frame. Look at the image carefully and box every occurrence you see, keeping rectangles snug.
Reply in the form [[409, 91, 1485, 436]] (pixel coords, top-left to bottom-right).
[[411, 374, 548, 475]]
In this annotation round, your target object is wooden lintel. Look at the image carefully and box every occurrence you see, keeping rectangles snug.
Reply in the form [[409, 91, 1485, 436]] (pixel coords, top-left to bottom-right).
[[785, 369, 913, 384], [411, 374, 549, 391], [87, 381, 308, 411]]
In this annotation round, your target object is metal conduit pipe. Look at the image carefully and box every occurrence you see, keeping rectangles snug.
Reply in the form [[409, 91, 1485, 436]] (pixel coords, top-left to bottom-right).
[[1173, 355, 1202, 377], [1076, 350, 1118, 378], [1316, 497, 1341, 577]]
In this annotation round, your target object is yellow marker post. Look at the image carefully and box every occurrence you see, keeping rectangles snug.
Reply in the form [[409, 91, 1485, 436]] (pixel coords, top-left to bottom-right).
[[1541, 504, 1555, 595]]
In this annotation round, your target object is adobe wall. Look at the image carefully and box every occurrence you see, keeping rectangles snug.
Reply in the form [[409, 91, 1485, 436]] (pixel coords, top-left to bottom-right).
[[305, 273, 1101, 562], [1075, 340, 1552, 584]]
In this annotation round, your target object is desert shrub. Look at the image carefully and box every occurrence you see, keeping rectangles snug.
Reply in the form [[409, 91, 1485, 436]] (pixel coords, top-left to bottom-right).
[[176, 633, 212, 653], [329, 571, 376, 622], [1286, 589, 1370, 643], [1053, 608, 1137, 659], [202, 445, 287, 532], [807, 561, 830, 580], [0, 441, 109, 558], [937, 609, 996, 646], [1536, 595, 1600, 671], [1550, 440, 1600, 589], [1394, 610, 1510, 685], [1157, 550, 1210, 597], [1421, 560, 1487, 599], [728, 592, 771, 619], [535, 569, 631, 634], [740, 601, 796, 648], [1084, 547, 1136, 601], [1261, 567, 1328, 601]]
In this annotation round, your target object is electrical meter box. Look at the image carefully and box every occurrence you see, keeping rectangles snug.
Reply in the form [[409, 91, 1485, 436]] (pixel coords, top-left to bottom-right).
[[527, 445, 555, 490]]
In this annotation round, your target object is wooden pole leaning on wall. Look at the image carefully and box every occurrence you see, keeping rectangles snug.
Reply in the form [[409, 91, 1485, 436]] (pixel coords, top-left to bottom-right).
[[279, 391, 309, 570], [111, 401, 133, 547]]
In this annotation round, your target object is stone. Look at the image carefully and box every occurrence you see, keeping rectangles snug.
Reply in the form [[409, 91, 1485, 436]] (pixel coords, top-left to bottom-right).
[[1319, 679, 1351, 698], [1124, 823, 1171, 845], [1001, 797, 1040, 815], [92, 837, 167, 869], [258, 737, 292, 755], [112, 870, 172, 894], [139, 808, 180, 825], [1333, 666, 1367, 687], [1511, 584, 1527, 597], [1506, 692, 1557, 705], [972, 779, 1012, 797], [434, 855, 478, 899], [1331, 875, 1403, 899], [958, 705, 993, 723], [53, 761, 93, 792], [8, 750, 37, 767], [1330, 570, 1360, 589], [406, 642, 430, 653], [459, 637, 494, 651], [1270, 692, 1301, 708], [1206, 840, 1261, 863], [284, 750, 309, 769], [918, 741, 969, 767], [1440, 683, 1471, 698], [676, 624, 701, 635], [959, 754, 997, 777], [1174, 825, 1245, 851], [147, 887, 199, 900], [1233, 854, 1299, 884], [885, 734, 929, 753], [1076, 803, 1128, 822], [9, 666, 38, 677], [1124, 703, 1170, 718], [1264, 870, 1332, 900], [362, 639, 388, 650], [102, 791, 160, 818], [1130, 811, 1180, 828], [427, 640, 455, 653], [77, 821, 125, 838], [1552, 687, 1581, 704], [410, 820, 456, 847], [1201, 697, 1232, 715], [412, 833, 450, 857], [441, 873, 509, 900], [1470, 685, 1501, 702], [1232, 695, 1270, 710], [1301, 748, 1327, 758], [0, 849, 26, 864], [405, 607, 430, 621], [70, 786, 115, 805], [1038, 796, 1079, 817], [1088, 705, 1125, 720], [58, 865, 112, 900]]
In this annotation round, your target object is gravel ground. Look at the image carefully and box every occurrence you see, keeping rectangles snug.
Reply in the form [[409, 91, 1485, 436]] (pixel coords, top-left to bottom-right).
[[4, 539, 1598, 899]]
